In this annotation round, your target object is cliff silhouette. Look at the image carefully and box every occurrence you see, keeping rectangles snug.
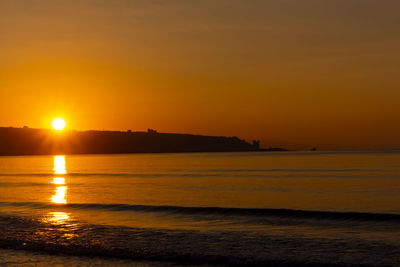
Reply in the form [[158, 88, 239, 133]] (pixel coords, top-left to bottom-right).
[[0, 127, 266, 156]]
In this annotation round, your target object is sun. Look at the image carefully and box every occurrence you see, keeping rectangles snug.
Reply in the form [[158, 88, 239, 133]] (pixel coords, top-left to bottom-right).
[[52, 118, 66, 130]]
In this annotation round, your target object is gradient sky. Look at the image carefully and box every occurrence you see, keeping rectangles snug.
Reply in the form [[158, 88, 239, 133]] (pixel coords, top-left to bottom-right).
[[1, 0, 399, 150]]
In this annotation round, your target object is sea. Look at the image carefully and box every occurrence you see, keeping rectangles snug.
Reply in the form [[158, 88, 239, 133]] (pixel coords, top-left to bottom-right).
[[0, 151, 399, 266]]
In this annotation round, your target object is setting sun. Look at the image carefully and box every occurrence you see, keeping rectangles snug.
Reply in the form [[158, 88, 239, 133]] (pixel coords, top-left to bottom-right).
[[52, 118, 66, 130]]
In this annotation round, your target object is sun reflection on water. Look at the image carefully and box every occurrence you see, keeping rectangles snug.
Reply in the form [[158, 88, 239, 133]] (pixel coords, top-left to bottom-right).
[[51, 155, 68, 204], [46, 211, 70, 224], [51, 186, 67, 204], [43, 156, 76, 239], [52, 177, 65, 185], [53, 155, 66, 175]]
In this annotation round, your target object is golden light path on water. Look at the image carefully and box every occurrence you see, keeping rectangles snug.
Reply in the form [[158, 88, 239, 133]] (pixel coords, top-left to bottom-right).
[[53, 156, 67, 175], [46, 211, 70, 224], [48, 155, 70, 224], [51, 156, 67, 204], [51, 186, 67, 204], [52, 177, 65, 185]]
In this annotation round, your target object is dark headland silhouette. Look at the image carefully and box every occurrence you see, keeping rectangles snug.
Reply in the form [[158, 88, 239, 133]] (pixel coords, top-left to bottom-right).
[[0, 127, 286, 156]]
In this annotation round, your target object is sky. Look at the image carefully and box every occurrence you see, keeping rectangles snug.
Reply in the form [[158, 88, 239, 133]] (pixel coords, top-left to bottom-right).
[[0, 0, 399, 150]]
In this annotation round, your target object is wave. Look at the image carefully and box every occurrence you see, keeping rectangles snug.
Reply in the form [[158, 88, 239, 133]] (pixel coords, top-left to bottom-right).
[[0, 182, 50, 187], [0, 203, 399, 266], [173, 168, 396, 173], [0, 168, 395, 175], [0, 170, 398, 179], [0, 211, 381, 267], [1, 201, 399, 223]]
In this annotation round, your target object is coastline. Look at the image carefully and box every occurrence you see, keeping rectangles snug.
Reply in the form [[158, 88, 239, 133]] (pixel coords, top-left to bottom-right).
[[0, 127, 286, 156]]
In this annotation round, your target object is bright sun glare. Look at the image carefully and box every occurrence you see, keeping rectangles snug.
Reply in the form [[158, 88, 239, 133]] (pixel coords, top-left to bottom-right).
[[52, 118, 66, 130]]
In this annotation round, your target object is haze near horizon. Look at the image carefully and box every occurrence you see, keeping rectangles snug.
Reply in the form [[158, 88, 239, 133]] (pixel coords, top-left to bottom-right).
[[1, 0, 399, 150]]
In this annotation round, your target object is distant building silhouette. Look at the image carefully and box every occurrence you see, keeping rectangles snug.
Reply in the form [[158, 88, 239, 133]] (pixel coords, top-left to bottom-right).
[[252, 140, 260, 150], [147, 128, 157, 134]]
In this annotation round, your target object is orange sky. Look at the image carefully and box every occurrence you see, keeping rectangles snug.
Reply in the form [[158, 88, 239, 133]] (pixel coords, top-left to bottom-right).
[[1, 0, 399, 150]]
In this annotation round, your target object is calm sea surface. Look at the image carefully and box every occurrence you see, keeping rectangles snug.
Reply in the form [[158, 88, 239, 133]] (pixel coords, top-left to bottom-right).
[[0, 151, 399, 266]]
